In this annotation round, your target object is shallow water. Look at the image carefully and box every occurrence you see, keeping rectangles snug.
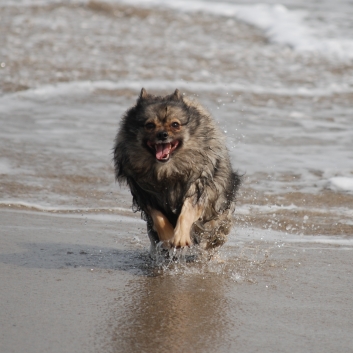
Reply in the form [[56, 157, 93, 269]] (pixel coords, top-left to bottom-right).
[[0, 1, 353, 350], [1, 0, 352, 275]]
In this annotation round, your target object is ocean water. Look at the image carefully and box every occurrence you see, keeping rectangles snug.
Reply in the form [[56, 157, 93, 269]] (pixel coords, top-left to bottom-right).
[[1, 1, 353, 352], [1, 0, 353, 234]]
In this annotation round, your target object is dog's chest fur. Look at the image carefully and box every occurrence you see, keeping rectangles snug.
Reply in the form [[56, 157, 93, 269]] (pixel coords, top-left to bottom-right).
[[128, 166, 195, 226]]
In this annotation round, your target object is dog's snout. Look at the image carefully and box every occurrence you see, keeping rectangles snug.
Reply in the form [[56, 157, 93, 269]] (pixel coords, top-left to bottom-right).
[[157, 131, 169, 141]]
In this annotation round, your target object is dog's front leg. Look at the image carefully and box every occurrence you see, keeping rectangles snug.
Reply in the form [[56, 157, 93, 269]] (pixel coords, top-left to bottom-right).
[[148, 208, 174, 245], [172, 198, 203, 248]]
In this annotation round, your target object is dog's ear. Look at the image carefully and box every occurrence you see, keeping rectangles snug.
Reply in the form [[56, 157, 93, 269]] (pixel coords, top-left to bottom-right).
[[139, 88, 149, 100], [171, 89, 182, 101]]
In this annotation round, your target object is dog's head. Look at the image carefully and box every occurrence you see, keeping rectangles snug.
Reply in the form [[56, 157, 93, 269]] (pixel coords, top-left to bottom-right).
[[128, 88, 192, 163]]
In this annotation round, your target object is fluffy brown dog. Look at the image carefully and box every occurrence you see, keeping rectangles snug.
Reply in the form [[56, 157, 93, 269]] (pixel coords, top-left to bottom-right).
[[114, 88, 240, 251]]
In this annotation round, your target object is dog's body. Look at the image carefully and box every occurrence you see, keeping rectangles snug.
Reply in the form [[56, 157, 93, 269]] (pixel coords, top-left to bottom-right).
[[114, 89, 240, 251]]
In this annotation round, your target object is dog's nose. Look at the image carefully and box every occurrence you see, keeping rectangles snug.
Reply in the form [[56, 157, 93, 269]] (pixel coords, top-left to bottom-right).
[[157, 131, 169, 140]]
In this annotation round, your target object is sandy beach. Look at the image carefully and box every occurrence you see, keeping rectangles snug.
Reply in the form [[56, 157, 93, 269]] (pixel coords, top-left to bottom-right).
[[1, 0, 353, 352], [1, 209, 352, 353]]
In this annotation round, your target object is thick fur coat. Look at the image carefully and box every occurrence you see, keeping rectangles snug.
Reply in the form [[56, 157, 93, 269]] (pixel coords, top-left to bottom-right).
[[114, 89, 240, 250]]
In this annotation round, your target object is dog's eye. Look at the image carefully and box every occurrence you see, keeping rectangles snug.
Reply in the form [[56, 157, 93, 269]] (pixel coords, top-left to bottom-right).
[[145, 122, 155, 130], [171, 122, 180, 129]]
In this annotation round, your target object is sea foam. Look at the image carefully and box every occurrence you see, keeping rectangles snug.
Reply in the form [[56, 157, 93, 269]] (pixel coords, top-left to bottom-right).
[[329, 177, 353, 192], [4, 0, 353, 60], [1, 80, 353, 102], [111, 0, 353, 61]]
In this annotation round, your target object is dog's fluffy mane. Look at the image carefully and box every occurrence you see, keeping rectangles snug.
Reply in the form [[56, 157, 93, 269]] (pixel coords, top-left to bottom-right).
[[114, 90, 240, 229]]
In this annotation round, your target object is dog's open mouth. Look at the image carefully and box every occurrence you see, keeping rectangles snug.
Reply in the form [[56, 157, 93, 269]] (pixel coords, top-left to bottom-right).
[[147, 140, 179, 162]]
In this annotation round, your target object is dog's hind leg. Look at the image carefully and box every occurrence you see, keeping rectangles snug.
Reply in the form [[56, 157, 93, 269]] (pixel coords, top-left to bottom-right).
[[147, 218, 159, 247], [147, 221, 160, 256]]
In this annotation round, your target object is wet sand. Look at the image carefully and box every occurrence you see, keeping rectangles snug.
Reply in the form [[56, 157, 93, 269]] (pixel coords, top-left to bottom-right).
[[1, 209, 352, 353], [1, 0, 353, 352]]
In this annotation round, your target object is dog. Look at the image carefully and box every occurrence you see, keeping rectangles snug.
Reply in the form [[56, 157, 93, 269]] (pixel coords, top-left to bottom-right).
[[114, 88, 240, 252]]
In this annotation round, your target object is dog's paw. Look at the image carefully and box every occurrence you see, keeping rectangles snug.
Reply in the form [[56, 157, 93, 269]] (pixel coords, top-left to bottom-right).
[[171, 230, 192, 248]]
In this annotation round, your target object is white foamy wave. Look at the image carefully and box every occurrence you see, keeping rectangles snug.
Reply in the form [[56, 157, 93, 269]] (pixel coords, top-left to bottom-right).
[[329, 177, 353, 192], [0, 0, 86, 7], [230, 227, 353, 247], [2, 80, 353, 102], [237, 204, 353, 219], [0, 159, 13, 175], [103, 0, 353, 61], [4, 0, 353, 60], [0, 200, 133, 213]]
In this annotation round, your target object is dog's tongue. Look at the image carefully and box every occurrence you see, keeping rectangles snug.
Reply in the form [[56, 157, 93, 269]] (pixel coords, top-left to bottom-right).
[[156, 143, 171, 160]]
